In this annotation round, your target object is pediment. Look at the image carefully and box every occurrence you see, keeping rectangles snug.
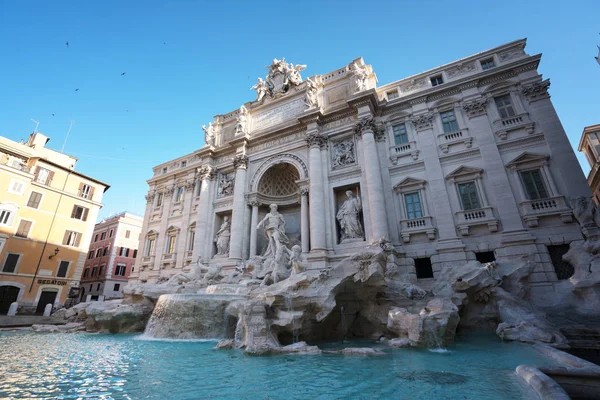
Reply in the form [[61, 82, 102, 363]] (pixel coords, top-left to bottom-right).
[[147, 229, 158, 237], [445, 165, 483, 180], [506, 152, 548, 168], [394, 177, 427, 190], [166, 225, 180, 233]]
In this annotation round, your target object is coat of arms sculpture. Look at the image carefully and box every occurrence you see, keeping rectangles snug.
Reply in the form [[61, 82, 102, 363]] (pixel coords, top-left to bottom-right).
[[251, 58, 307, 102]]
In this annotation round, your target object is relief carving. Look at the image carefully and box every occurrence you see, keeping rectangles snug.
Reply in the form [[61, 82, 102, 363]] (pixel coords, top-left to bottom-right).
[[331, 139, 356, 169]]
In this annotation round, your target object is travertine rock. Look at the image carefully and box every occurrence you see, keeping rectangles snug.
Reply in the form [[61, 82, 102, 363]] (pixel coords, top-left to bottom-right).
[[82, 299, 155, 333]]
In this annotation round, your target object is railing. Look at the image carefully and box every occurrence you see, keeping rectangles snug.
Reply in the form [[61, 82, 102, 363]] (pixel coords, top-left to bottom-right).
[[440, 129, 466, 142], [456, 207, 495, 224], [323, 66, 348, 82], [185, 250, 194, 259], [162, 253, 176, 260], [521, 196, 568, 215], [390, 141, 416, 154], [399, 216, 436, 242], [141, 255, 154, 264], [492, 113, 534, 139]]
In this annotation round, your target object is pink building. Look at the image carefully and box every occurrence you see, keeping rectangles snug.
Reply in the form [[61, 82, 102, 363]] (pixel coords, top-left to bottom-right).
[[80, 212, 143, 301]]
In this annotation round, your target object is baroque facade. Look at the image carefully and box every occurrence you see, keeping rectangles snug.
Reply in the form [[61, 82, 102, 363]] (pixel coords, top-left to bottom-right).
[[131, 39, 590, 304]]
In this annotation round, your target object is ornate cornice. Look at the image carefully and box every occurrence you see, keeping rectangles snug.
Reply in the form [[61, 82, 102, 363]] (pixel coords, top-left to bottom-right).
[[299, 187, 309, 196], [305, 134, 327, 149], [232, 153, 249, 170], [410, 112, 434, 131], [462, 98, 488, 119], [521, 79, 550, 103]]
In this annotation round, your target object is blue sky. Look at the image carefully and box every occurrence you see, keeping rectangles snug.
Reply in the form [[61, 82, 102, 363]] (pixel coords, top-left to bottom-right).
[[1, 0, 599, 221]]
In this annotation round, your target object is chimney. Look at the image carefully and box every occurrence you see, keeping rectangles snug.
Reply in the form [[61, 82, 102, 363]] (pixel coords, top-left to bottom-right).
[[26, 132, 50, 149]]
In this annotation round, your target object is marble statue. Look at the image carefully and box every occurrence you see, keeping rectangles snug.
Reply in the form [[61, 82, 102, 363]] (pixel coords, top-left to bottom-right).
[[218, 174, 234, 197], [349, 61, 369, 92], [332, 140, 355, 168], [166, 262, 204, 285], [235, 105, 248, 135], [257, 204, 290, 259], [201, 264, 223, 285], [251, 77, 269, 103], [289, 245, 305, 274], [286, 62, 306, 86], [337, 190, 364, 242], [214, 216, 231, 256], [201, 122, 215, 147], [304, 77, 318, 109]]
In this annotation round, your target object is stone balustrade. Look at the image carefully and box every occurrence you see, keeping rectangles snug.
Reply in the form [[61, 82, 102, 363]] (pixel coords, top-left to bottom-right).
[[399, 216, 436, 242], [493, 112, 535, 140], [455, 206, 498, 235], [437, 128, 472, 153], [520, 196, 573, 227], [389, 141, 419, 164]]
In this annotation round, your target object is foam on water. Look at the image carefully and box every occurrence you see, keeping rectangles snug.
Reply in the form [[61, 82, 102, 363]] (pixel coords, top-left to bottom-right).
[[134, 334, 220, 343]]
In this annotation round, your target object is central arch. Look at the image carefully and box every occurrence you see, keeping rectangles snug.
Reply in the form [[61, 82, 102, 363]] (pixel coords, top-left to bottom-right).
[[250, 153, 308, 192]]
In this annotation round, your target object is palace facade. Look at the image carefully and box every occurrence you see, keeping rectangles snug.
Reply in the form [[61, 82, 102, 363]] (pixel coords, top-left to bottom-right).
[[131, 39, 590, 304]]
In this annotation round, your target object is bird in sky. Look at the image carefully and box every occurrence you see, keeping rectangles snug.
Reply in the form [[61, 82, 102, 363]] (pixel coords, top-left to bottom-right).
[[66, 41, 69, 47], [74, 88, 79, 92], [163, 42, 166, 45], [52, 114, 55, 116], [121, 72, 126, 76]]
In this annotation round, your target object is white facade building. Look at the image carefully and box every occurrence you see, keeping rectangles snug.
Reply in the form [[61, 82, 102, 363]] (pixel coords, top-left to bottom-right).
[[131, 39, 590, 304]]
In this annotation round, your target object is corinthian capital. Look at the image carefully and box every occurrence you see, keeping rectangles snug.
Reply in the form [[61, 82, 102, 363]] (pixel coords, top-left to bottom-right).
[[410, 112, 434, 131], [198, 165, 217, 181], [521, 79, 550, 103], [462, 98, 488, 119], [305, 134, 327, 149], [353, 117, 380, 138], [233, 153, 249, 170]]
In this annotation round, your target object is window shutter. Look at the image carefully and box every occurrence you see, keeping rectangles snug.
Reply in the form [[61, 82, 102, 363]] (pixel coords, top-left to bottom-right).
[[77, 182, 83, 196], [82, 208, 89, 222], [89, 186, 95, 200], [62, 231, 70, 245], [16, 220, 32, 237], [34, 166, 40, 180], [47, 171, 54, 185], [74, 232, 81, 247], [71, 205, 77, 218]]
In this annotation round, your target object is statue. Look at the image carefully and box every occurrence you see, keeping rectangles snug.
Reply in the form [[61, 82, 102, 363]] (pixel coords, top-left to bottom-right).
[[235, 105, 248, 135], [251, 77, 269, 103], [304, 77, 318, 109], [289, 245, 305, 274], [201, 122, 215, 147], [166, 262, 204, 285], [332, 140, 355, 168], [201, 264, 224, 285], [214, 216, 231, 256], [256, 204, 289, 259], [349, 61, 369, 92], [337, 190, 364, 242], [286, 63, 307, 86]]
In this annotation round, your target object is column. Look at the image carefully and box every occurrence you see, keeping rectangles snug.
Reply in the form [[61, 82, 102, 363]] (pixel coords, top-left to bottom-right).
[[192, 166, 216, 262], [249, 201, 260, 257], [355, 118, 389, 240], [300, 188, 310, 253], [229, 154, 248, 260], [307, 134, 327, 251], [175, 179, 196, 268], [153, 186, 174, 270]]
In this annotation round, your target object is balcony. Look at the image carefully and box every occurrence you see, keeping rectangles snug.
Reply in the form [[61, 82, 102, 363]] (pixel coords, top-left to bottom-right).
[[438, 128, 473, 153], [0, 156, 30, 173], [389, 141, 419, 165], [492, 112, 535, 140], [455, 207, 498, 235], [520, 196, 573, 227], [162, 252, 176, 261], [399, 216, 436, 242], [185, 250, 194, 259], [141, 255, 154, 264]]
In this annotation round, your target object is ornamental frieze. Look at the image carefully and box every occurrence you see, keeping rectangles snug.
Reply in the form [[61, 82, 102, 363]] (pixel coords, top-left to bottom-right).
[[410, 112, 434, 131]]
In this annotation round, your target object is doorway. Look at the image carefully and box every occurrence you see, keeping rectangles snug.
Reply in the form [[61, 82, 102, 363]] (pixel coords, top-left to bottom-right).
[[36, 290, 57, 314], [0, 286, 20, 315]]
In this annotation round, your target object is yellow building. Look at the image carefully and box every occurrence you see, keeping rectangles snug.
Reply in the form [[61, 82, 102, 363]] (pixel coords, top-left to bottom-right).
[[0, 132, 109, 314]]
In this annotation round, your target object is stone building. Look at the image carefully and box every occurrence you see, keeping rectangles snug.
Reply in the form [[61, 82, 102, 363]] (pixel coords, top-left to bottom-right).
[[131, 39, 590, 305], [578, 124, 600, 205], [0, 132, 109, 314], [80, 212, 143, 302]]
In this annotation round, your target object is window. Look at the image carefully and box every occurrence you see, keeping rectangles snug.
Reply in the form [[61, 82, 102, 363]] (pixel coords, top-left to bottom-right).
[[83, 268, 90, 278], [71, 205, 89, 221], [100, 232, 106, 240], [404, 192, 423, 219], [63, 230, 81, 247], [476, 251, 496, 264], [119, 247, 129, 257], [115, 264, 126, 276], [520, 170, 548, 200], [494, 94, 516, 119], [145, 238, 156, 256], [15, 220, 32, 238], [57, 261, 69, 277], [8, 179, 25, 195], [414, 258, 434, 279], [430, 75, 443, 87], [114, 283, 121, 291], [0, 210, 13, 225], [94, 234, 99, 242], [97, 283, 101, 291], [95, 248, 102, 258], [175, 187, 184, 203], [88, 250, 94, 260], [109, 229, 113, 238], [133, 249, 138, 258], [387, 91, 399, 100], [392, 123, 408, 145], [196, 182, 202, 197], [79, 183, 94, 199], [103, 247, 109, 256], [131, 267, 134, 272], [2, 253, 20, 273], [458, 182, 481, 210], [35, 167, 54, 185], [125, 230, 131, 239], [27, 191, 42, 209], [162, 167, 167, 174], [548, 245, 574, 280], [188, 230, 195, 251], [440, 110, 459, 133], [166, 234, 176, 254], [181, 161, 187, 168], [91, 266, 98, 276], [156, 193, 163, 207], [480, 58, 496, 71], [99, 265, 104, 276]]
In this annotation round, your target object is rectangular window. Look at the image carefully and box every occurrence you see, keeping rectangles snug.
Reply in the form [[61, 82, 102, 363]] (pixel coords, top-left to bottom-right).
[[114, 283, 121, 291], [88, 250, 94, 260], [146, 238, 156, 256], [387, 91, 399, 100], [440, 110, 459, 133], [100, 232, 106, 240], [2, 253, 20, 273], [83, 268, 89, 278], [8, 179, 25, 195], [548, 244, 574, 280], [63, 230, 81, 247], [0, 210, 12, 225], [404, 192, 423, 219], [27, 191, 42, 208], [430, 75, 443, 87], [15, 220, 32, 238], [480, 58, 496, 71], [71, 205, 89, 221], [175, 187, 184, 203], [91, 266, 98, 276], [520, 170, 549, 200], [35, 167, 53, 185], [392, 123, 408, 145], [109, 229, 113, 238], [79, 183, 94, 199], [119, 247, 129, 257], [115, 264, 126, 276], [414, 258, 434, 279], [94, 234, 99, 242], [166, 235, 176, 254], [57, 261, 69, 277], [95, 248, 102, 258], [133, 249, 138, 258], [125, 230, 131, 239], [494, 94, 516, 119], [188, 231, 195, 251], [156, 193, 163, 207], [181, 161, 187, 168], [196, 182, 202, 197], [458, 182, 481, 210], [162, 167, 167, 174], [97, 283, 101, 291], [103, 247, 109, 256], [99, 265, 104, 276]]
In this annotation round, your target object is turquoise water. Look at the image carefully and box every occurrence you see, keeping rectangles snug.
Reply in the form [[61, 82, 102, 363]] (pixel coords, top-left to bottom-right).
[[0, 332, 557, 399]]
